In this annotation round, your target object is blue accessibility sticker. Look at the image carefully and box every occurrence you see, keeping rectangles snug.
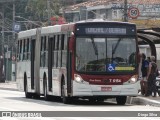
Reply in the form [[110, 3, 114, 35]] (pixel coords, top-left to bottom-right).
[[107, 64, 115, 72]]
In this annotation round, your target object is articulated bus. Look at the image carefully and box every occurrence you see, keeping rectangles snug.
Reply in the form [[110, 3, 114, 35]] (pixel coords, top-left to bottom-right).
[[16, 20, 139, 105]]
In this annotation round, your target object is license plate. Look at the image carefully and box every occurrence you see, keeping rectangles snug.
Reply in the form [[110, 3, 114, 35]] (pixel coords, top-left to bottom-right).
[[101, 87, 112, 91]]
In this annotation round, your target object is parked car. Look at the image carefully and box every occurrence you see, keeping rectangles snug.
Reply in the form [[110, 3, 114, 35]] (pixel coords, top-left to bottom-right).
[[156, 71, 160, 96]]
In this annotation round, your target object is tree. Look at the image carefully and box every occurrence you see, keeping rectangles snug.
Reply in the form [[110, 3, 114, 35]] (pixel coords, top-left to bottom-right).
[[26, 0, 61, 24], [50, 16, 66, 25]]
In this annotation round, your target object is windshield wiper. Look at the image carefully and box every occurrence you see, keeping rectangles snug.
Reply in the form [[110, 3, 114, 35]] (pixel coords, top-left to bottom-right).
[[112, 38, 121, 63], [112, 38, 121, 55], [91, 38, 98, 58]]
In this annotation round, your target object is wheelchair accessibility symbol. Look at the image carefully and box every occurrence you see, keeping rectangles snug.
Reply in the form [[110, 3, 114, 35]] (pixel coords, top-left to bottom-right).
[[107, 64, 115, 72]]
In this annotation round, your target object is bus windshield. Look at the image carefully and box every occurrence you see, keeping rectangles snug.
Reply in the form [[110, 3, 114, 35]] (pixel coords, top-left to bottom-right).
[[75, 37, 137, 73]]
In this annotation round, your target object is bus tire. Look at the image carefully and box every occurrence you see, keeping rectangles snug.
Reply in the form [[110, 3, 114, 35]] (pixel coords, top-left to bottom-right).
[[25, 82, 32, 98], [33, 94, 40, 99], [116, 96, 127, 105], [24, 74, 32, 98], [61, 80, 70, 104], [44, 80, 51, 101]]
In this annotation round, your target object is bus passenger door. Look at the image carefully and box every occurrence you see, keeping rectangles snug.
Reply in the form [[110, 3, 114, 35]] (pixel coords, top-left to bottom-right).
[[48, 37, 53, 91], [67, 36, 73, 95], [31, 39, 35, 89]]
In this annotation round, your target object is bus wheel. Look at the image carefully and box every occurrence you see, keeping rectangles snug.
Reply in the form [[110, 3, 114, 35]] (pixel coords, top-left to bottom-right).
[[44, 82, 51, 101], [61, 81, 70, 104], [33, 94, 40, 99], [116, 96, 127, 105], [25, 84, 32, 98]]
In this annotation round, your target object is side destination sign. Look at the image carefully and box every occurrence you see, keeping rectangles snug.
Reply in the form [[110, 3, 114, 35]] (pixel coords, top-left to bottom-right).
[[85, 28, 126, 35]]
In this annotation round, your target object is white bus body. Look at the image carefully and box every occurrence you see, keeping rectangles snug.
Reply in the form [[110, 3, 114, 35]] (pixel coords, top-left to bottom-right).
[[16, 21, 139, 105]]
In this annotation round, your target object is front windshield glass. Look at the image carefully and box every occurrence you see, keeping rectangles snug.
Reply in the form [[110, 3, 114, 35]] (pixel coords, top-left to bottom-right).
[[76, 37, 137, 73]]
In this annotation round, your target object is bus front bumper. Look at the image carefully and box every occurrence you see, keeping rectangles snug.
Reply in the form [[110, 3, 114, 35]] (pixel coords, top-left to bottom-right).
[[72, 81, 139, 97]]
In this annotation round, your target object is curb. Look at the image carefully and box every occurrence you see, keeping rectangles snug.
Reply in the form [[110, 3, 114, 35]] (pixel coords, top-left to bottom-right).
[[128, 96, 160, 107], [108, 96, 160, 107]]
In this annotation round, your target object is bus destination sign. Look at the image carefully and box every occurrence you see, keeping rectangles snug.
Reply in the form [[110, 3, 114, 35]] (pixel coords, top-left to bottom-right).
[[85, 28, 126, 35], [76, 24, 136, 36]]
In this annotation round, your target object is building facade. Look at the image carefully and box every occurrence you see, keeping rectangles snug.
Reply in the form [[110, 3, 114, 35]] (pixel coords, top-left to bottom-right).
[[64, 0, 160, 25]]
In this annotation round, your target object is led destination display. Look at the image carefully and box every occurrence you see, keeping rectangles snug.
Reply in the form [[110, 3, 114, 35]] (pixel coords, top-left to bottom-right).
[[85, 28, 127, 35], [75, 23, 136, 36]]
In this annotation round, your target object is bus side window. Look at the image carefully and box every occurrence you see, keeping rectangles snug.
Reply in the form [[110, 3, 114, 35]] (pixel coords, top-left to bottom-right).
[[56, 35, 60, 68], [24, 39, 27, 60], [61, 34, 67, 67], [40, 36, 44, 67], [31, 38, 36, 61], [60, 34, 64, 67], [22, 40, 24, 61], [29, 38, 31, 60], [54, 35, 57, 68], [58, 35, 61, 67], [52, 36, 55, 68], [45, 36, 48, 67], [27, 38, 30, 60], [19, 40, 22, 61], [61, 34, 64, 50], [40, 36, 47, 68], [43, 36, 46, 67]]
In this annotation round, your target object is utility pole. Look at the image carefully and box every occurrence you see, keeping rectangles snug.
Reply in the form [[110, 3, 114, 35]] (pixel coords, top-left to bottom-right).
[[0, 5, 4, 82], [124, 0, 128, 22], [2, 5, 5, 82], [12, 0, 15, 81], [13, 0, 15, 40], [2, 6, 4, 56], [47, 0, 51, 25]]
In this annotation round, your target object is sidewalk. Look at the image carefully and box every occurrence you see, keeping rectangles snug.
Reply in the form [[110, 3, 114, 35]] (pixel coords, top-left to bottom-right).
[[0, 81, 18, 91], [127, 93, 160, 107], [0, 81, 160, 106]]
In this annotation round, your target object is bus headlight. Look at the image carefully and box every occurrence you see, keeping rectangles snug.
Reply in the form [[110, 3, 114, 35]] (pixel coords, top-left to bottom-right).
[[74, 74, 84, 83], [124, 75, 138, 85], [130, 77, 136, 83]]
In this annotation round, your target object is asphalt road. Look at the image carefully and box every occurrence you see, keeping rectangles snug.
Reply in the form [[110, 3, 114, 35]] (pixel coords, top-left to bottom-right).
[[0, 89, 159, 119]]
